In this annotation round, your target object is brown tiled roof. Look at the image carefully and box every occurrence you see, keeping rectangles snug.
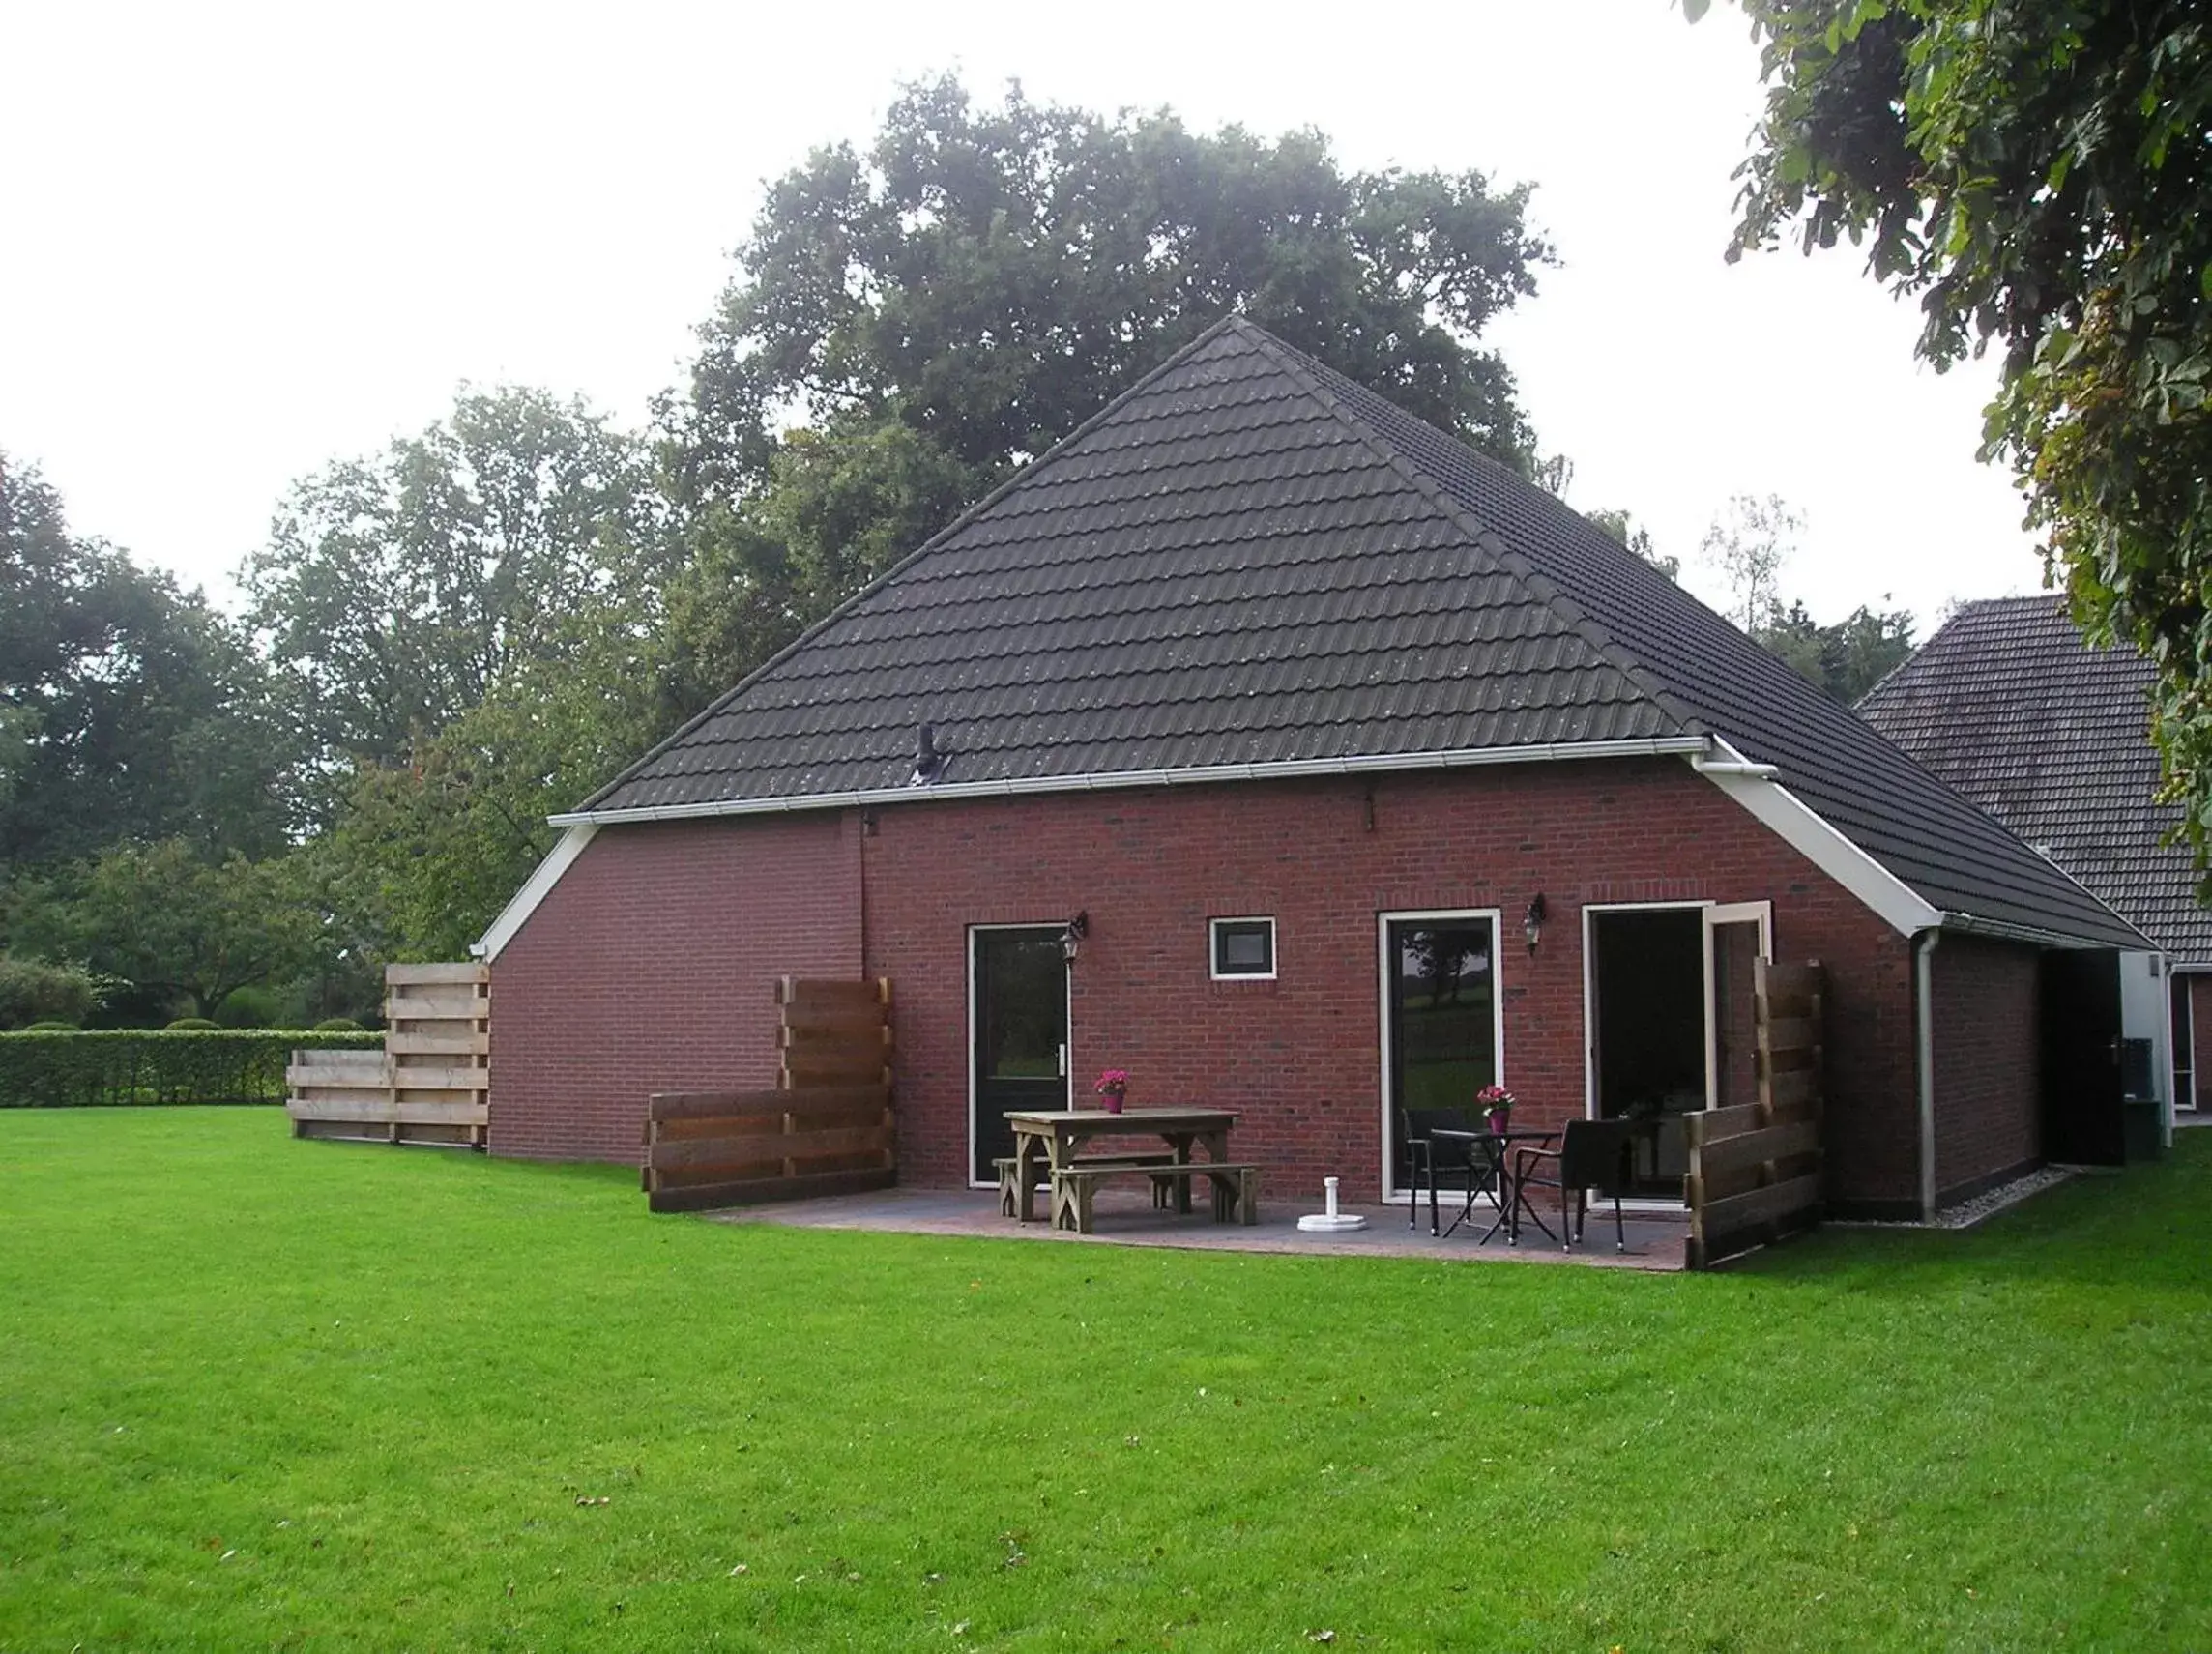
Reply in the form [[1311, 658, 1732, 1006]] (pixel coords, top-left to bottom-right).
[[581, 319, 2142, 948]]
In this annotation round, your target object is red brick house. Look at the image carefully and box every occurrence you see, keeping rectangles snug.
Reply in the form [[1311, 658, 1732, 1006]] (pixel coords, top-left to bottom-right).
[[478, 320, 2146, 1220], [1861, 595, 2199, 1121]]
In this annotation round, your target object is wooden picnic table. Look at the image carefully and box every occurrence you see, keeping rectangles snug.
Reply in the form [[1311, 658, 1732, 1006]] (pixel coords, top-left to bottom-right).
[[1004, 1107, 1239, 1224]]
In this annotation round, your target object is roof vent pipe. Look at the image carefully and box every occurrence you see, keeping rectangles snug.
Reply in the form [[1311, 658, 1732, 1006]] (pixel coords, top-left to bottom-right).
[[910, 724, 946, 787]]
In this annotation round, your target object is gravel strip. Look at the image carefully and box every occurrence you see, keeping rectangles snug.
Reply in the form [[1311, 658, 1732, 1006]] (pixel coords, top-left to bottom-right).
[[1829, 1164, 2076, 1232]]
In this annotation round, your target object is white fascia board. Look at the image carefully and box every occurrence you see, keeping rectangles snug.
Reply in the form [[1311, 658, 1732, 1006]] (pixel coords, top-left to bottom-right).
[[1694, 763, 1941, 939], [473, 824, 598, 963], [548, 736, 1714, 827]]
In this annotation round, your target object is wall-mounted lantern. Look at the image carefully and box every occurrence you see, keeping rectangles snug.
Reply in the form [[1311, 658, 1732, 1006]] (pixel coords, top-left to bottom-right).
[[1522, 892, 1548, 956], [1062, 911, 1090, 964]]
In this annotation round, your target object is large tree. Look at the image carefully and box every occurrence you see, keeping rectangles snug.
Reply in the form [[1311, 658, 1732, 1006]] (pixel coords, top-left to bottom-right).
[[1701, 1, 2212, 857], [238, 390, 688, 954], [8, 839, 320, 1020], [244, 388, 674, 798], [0, 454, 290, 866], [312, 622, 672, 961], [673, 74, 1554, 618], [1759, 598, 1917, 705]]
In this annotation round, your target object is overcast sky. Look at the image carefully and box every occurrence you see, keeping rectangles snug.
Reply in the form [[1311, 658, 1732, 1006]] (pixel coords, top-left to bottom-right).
[[1, 0, 2049, 628]]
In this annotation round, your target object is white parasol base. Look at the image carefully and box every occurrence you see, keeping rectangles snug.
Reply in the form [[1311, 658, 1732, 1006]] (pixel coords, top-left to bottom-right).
[[1295, 1175, 1368, 1233]]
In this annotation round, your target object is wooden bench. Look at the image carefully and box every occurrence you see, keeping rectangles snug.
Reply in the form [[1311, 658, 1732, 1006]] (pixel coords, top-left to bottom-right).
[[995, 1154, 1178, 1216], [1049, 1160, 1261, 1233]]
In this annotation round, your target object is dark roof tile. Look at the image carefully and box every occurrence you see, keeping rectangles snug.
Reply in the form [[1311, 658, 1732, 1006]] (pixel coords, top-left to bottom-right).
[[584, 320, 2140, 947], [1859, 595, 2209, 960]]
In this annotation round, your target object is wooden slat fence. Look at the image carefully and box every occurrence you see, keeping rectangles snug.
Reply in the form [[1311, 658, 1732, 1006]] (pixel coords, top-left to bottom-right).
[[643, 1085, 895, 1213], [1685, 958, 1824, 1267], [286, 964, 490, 1147], [643, 976, 894, 1212], [777, 974, 893, 1090]]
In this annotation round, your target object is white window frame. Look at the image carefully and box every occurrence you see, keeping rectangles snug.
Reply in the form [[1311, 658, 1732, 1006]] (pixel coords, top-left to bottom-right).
[[1702, 901, 1775, 1111], [1580, 899, 1711, 1128], [1208, 915, 1278, 981], [1579, 899, 1772, 1211], [1376, 907, 1505, 1201]]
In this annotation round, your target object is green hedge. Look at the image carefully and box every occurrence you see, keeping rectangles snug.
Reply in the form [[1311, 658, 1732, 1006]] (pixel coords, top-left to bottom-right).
[[0, 1030, 386, 1110]]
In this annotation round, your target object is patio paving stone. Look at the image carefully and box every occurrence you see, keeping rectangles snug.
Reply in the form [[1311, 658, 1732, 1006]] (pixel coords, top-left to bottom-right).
[[706, 1185, 1688, 1270]]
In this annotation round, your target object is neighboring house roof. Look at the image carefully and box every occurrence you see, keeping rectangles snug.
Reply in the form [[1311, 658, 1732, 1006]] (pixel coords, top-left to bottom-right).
[[566, 318, 2142, 950], [1858, 595, 2210, 962]]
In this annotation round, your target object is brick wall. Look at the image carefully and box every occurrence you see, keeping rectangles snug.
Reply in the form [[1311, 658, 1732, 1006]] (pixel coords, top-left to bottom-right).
[[857, 760, 1918, 1205], [1929, 932, 2044, 1203], [489, 813, 861, 1161], [486, 755, 1933, 1207]]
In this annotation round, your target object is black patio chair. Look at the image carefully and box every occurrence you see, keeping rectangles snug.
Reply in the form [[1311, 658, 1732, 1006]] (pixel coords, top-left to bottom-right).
[[1402, 1107, 1506, 1238], [1512, 1118, 1636, 1253]]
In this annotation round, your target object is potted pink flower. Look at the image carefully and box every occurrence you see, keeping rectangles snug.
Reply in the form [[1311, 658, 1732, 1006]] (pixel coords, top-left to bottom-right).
[[1093, 1069, 1129, 1114], [1476, 1084, 1516, 1135]]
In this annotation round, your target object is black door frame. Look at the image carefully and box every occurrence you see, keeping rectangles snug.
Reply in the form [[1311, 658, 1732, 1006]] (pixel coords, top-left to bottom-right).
[[967, 923, 1071, 1188]]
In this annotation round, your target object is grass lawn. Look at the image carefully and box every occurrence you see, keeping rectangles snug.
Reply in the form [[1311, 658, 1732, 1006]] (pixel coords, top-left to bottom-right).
[[3, 1113, 2208, 1652]]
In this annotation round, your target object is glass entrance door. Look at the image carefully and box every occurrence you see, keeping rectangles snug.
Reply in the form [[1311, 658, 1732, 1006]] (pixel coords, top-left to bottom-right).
[[970, 927, 1069, 1184], [1383, 914, 1500, 1193]]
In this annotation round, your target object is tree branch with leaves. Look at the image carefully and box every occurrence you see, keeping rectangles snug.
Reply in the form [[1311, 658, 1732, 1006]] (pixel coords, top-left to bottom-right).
[[1690, 0, 2212, 866]]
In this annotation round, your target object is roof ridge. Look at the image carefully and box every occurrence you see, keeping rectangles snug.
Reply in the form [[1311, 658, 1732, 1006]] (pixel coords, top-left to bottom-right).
[[575, 314, 1257, 813], [1224, 320, 1706, 741], [1856, 591, 2077, 712], [1965, 593, 2065, 611]]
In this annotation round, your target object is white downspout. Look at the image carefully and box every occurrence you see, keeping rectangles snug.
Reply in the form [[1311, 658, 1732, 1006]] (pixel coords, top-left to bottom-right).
[[2161, 955, 2177, 1149], [1915, 930, 1941, 1221]]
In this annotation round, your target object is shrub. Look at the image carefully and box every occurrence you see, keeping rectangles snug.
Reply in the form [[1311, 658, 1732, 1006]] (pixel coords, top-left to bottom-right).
[[0, 957, 100, 1031], [214, 987, 280, 1030], [23, 1020, 78, 1032], [312, 1017, 367, 1033], [0, 1029, 386, 1109], [165, 1018, 219, 1030]]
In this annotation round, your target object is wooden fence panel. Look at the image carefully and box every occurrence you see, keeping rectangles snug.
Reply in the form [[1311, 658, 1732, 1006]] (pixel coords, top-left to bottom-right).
[[1685, 958, 1825, 1267], [638, 980, 897, 1212], [776, 976, 888, 1008], [642, 1083, 897, 1213], [776, 977, 892, 1091], [287, 964, 489, 1147]]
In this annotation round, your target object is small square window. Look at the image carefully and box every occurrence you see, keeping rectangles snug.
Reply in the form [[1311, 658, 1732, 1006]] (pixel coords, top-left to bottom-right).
[[1210, 917, 1276, 980]]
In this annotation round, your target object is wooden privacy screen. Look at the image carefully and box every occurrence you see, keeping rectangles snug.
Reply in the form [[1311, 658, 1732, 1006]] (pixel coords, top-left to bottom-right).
[[643, 977, 894, 1212], [1684, 958, 1824, 1268], [286, 964, 491, 1147], [775, 974, 893, 1091]]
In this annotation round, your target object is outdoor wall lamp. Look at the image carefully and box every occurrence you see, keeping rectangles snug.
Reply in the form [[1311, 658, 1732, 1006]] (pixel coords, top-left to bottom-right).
[[1062, 911, 1090, 964], [1523, 892, 1548, 956]]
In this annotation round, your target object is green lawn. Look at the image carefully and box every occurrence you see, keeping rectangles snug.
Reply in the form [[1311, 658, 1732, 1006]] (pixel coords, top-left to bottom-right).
[[3, 1113, 2208, 1652]]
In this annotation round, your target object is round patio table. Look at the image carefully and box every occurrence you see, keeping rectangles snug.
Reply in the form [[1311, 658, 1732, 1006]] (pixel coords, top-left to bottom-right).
[[1429, 1127, 1560, 1245]]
